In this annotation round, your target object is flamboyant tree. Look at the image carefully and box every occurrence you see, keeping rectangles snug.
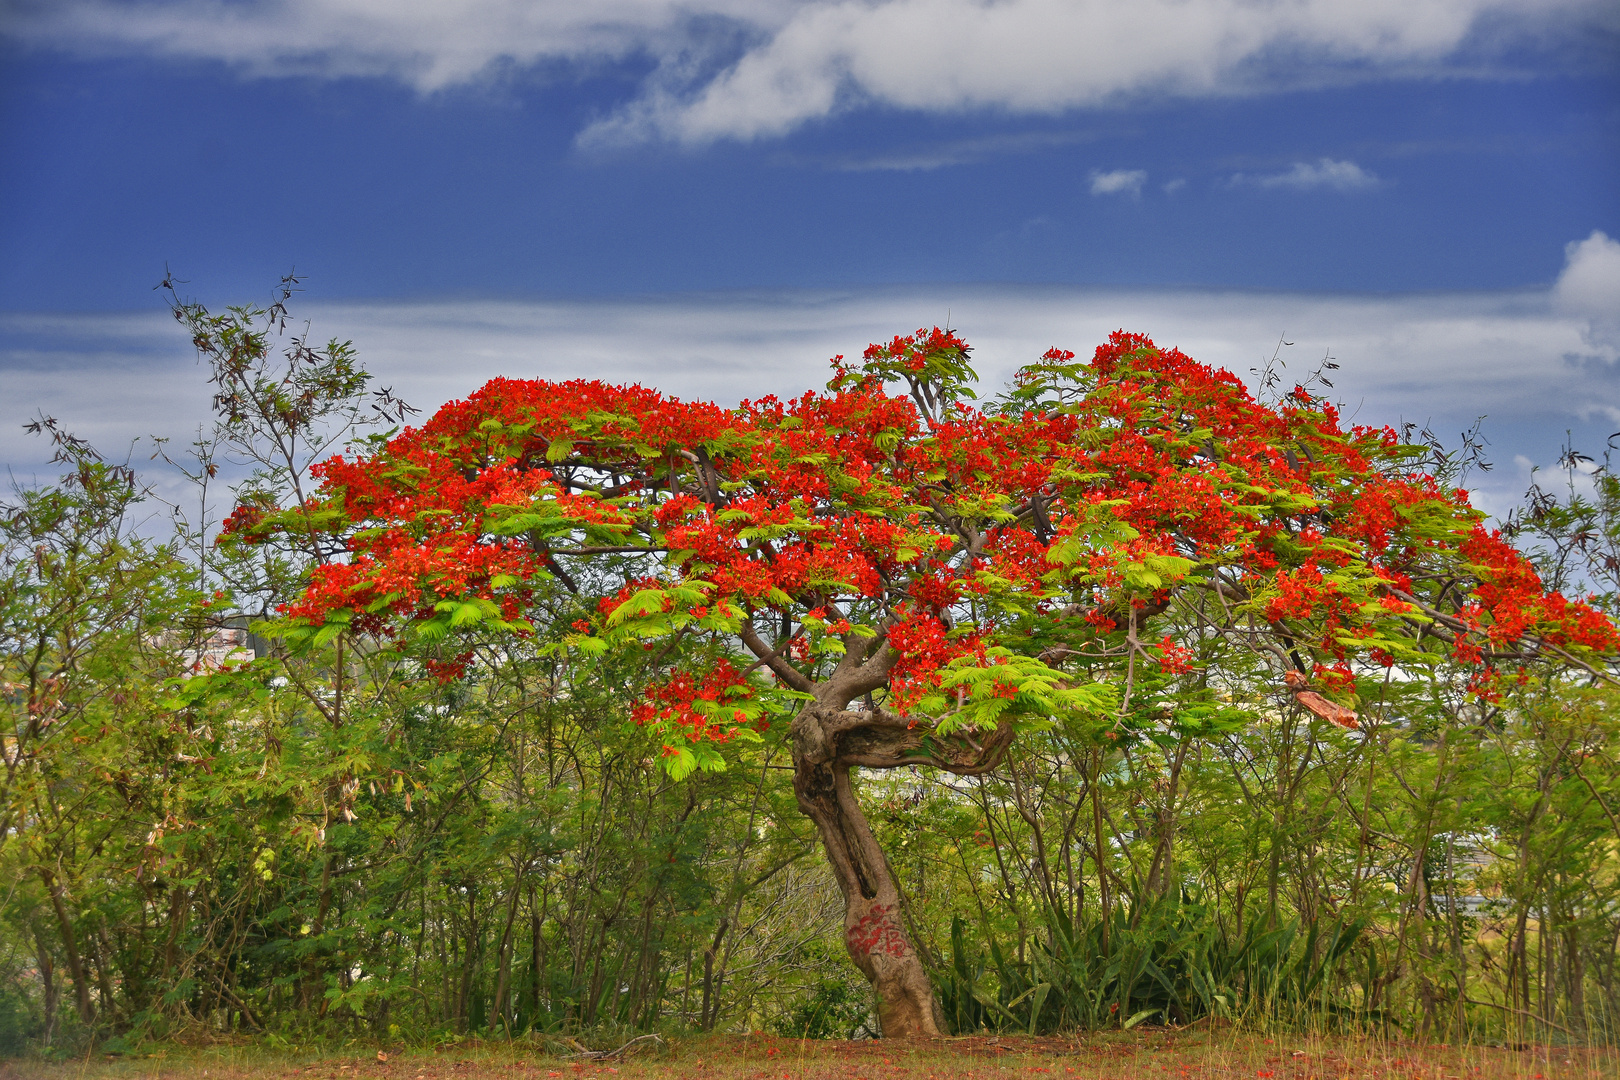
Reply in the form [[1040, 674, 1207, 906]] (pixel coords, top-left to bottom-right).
[[236, 330, 1617, 1036]]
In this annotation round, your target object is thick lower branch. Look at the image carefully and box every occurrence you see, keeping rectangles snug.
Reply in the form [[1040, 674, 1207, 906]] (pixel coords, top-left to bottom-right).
[[834, 714, 1016, 776]]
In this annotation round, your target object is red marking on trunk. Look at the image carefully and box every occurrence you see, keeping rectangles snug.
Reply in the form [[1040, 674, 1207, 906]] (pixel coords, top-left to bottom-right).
[[846, 903, 910, 957]]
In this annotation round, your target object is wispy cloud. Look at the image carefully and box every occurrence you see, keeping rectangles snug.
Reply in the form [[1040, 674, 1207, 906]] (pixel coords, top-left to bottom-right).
[[4, 1, 1610, 144], [1090, 169, 1147, 197], [7, 241, 1619, 518], [1231, 158, 1381, 191], [0, 0, 788, 91], [793, 129, 1095, 173]]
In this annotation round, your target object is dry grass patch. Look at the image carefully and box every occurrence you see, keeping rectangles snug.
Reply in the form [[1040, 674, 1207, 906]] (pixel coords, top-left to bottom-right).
[[4, 1033, 1613, 1080]]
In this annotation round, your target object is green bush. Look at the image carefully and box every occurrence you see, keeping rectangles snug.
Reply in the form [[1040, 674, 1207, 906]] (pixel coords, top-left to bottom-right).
[[771, 979, 871, 1040]]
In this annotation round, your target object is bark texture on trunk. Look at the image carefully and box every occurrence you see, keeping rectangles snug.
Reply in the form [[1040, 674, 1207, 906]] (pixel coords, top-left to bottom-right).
[[794, 754, 941, 1038]]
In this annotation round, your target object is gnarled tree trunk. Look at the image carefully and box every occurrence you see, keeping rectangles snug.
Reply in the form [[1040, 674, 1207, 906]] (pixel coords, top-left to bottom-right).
[[793, 752, 941, 1037], [762, 621, 1017, 1038]]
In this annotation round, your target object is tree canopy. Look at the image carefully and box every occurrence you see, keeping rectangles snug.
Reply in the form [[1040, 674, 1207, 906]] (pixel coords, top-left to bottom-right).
[[239, 327, 1617, 1036]]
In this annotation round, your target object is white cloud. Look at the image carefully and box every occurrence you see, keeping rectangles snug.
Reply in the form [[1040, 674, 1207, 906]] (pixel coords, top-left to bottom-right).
[[1090, 169, 1147, 196], [6, 264, 1619, 520], [1232, 157, 1381, 191], [1162, 178, 1188, 194], [578, 0, 1610, 145], [3, 1, 1609, 142], [1555, 231, 1620, 334]]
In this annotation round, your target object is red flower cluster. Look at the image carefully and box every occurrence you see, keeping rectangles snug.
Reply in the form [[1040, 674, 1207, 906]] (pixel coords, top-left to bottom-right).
[[630, 660, 760, 743], [257, 328, 1617, 749]]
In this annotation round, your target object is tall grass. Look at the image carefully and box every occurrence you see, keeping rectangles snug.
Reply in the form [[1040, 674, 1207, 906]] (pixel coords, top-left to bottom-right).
[[935, 894, 1365, 1035]]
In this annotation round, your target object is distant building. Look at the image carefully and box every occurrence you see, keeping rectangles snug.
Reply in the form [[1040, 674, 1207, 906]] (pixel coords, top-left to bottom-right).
[[154, 625, 259, 675], [183, 626, 256, 672]]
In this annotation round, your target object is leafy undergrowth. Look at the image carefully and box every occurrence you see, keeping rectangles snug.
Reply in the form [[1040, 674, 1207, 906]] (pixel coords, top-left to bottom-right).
[[4, 1032, 1615, 1080]]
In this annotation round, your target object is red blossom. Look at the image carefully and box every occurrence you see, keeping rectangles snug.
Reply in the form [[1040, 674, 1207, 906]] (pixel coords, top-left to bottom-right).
[[255, 328, 1618, 743]]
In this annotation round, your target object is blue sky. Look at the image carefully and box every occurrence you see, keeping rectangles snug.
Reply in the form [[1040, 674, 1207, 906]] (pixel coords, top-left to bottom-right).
[[1, 0, 1618, 516]]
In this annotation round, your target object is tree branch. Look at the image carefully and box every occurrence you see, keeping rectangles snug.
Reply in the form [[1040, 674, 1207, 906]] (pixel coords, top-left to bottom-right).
[[829, 639, 900, 704], [831, 712, 1016, 776], [739, 620, 815, 693]]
